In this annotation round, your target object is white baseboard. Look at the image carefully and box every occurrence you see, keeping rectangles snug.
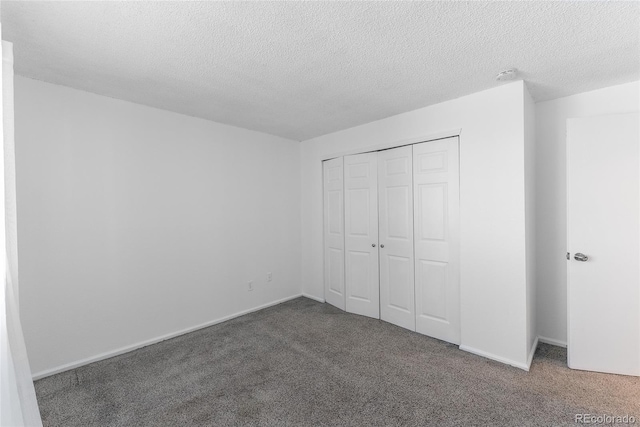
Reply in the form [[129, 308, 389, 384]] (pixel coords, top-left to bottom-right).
[[32, 294, 303, 380], [302, 293, 325, 303], [526, 336, 539, 371], [459, 345, 530, 371], [538, 336, 567, 348]]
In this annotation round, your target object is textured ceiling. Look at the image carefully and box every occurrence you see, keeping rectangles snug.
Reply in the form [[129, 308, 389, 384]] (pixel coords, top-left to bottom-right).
[[2, 1, 639, 141]]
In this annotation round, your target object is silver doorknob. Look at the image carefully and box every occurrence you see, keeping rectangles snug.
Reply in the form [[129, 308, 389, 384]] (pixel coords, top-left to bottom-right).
[[574, 253, 588, 262], [372, 243, 376, 247], [380, 244, 385, 248]]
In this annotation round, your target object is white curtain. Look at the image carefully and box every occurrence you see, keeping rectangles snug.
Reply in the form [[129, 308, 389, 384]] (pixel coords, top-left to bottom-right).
[[0, 37, 43, 426]]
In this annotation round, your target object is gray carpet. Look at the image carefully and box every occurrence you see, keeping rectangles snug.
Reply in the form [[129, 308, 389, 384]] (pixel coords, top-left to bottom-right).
[[35, 297, 640, 426]]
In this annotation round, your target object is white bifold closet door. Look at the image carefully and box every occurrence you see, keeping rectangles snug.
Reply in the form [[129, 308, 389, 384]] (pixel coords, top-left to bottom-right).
[[413, 138, 460, 344], [378, 146, 415, 331], [323, 140, 460, 342], [323, 157, 346, 310], [344, 153, 380, 318]]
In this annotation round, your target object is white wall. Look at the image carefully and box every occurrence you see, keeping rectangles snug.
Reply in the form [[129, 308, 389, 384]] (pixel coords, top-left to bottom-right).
[[535, 81, 640, 346], [524, 84, 537, 364], [301, 81, 532, 368], [15, 77, 302, 377]]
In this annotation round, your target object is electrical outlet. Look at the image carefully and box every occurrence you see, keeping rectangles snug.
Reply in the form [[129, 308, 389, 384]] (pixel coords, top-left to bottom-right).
[[267, 272, 272, 282], [247, 281, 253, 291]]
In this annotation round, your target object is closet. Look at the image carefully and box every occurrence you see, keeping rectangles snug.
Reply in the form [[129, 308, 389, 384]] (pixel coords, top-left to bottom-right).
[[323, 137, 460, 344]]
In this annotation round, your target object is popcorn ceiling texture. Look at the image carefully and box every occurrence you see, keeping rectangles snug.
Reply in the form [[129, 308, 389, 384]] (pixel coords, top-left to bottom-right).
[[2, 1, 638, 141]]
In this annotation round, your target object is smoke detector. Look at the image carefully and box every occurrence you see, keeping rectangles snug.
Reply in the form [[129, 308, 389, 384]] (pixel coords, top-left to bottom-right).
[[496, 68, 518, 81]]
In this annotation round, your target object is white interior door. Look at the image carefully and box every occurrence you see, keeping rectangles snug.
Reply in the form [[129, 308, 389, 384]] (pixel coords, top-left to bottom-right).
[[323, 157, 346, 310], [378, 146, 415, 331], [344, 153, 380, 318], [413, 138, 460, 344], [567, 113, 640, 376]]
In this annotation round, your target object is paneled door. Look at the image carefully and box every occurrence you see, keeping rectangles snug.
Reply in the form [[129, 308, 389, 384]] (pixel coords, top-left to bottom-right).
[[378, 146, 415, 331], [567, 113, 639, 376], [344, 153, 380, 318], [323, 157, 346, 310], [413, 138, 460, 344]]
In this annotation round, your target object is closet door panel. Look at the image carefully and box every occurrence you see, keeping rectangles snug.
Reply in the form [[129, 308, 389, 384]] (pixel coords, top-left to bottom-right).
[[344, 153, 379, 318], [378, 146, 415, 331], [323, 157, 345, 310], [413, 137, 460, 344]]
